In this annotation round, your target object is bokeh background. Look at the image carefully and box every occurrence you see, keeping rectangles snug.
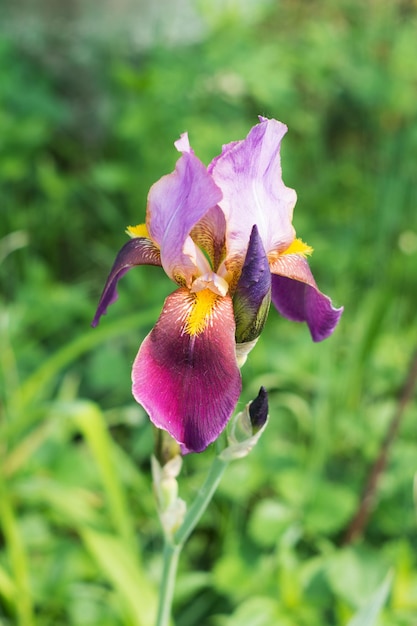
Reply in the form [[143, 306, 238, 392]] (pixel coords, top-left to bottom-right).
[[1, 1, 417, 624]]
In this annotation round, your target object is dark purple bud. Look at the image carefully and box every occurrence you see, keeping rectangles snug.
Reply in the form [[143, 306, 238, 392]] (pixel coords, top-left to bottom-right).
[[233, 225, 271, 343], [249, 386, 268, 432]]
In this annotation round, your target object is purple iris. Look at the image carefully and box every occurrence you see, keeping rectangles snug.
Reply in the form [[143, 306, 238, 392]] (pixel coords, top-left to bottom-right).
[[92, 117, 343, 454]]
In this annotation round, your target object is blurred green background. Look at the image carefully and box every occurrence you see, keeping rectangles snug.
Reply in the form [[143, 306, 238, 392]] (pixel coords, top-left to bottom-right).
[[1, 1, 417, 624]]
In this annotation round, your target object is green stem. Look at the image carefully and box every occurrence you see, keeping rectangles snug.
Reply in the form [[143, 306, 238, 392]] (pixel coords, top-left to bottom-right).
[[155, 542, 181, 626], [155, 454, 229, 626], [174, 455, 229, 546]]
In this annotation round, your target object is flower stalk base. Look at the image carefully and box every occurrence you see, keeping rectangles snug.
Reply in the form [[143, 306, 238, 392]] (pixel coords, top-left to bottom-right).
[[155, 454, 229, 626]]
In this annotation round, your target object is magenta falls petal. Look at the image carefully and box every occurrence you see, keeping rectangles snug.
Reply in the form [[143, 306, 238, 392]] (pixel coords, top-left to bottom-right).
[[132, 288, 242, 454]]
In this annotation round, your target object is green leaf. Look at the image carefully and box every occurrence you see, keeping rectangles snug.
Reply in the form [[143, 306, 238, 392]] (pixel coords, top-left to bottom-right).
[[218, 596, 282, 626], [5, 308, 159, 427], [347, 571, 393, 626], [64, 400, 137, 549], [326, 547, 390, 607], [248, 499, 295, 548], [0, 562, 16, 603], [80, 527, 157, 626], [57, 400, 137, 547]]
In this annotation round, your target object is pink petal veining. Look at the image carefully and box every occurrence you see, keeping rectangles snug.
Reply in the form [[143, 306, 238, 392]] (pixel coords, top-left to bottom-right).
[[132, 288, 242, 453]]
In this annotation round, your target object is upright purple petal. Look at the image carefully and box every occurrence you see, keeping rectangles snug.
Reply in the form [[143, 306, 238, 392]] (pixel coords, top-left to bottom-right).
[[233, 225, 271, 343], [147, 137, 222, 285], [270, 255, 343, 341], [91, 237, 161, 327], [132, 288, 242, 453], [209, 117, 297, 261]]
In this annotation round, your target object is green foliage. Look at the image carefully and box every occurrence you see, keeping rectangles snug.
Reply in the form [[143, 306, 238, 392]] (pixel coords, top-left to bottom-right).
[[1, 0, 417, 624]]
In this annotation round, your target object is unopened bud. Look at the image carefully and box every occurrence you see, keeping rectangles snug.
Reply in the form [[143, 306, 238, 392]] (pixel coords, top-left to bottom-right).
[[249, 386, 268, 432], [154, 428, 181, 466], [152, 454, 186, 538], [219, 387, 269, 461], [233, 225, 271, 346]]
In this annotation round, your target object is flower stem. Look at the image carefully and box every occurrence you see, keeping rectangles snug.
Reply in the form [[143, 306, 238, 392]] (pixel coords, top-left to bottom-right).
[[155, 542, 181, 626], [175, 455, 229, 546], [155, 454, 229, 626]]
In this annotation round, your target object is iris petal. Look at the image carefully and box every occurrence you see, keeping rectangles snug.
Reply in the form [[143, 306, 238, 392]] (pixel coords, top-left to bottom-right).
[[209, 117, 297, 262], [190, 205, 226, 272], [91, 237, 161, 327], [270, 255, 343, 341], [132, 288, 242, 453], [147, 137, 222, 285]]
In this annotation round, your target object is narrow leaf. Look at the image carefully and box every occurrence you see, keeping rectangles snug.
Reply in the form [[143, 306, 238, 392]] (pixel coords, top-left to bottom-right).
[[81, 527, 157, 626], [347, 571, 393, 626]]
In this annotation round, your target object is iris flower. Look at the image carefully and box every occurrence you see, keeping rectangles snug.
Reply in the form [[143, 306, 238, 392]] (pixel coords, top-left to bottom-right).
[[92, 117, 342, 453]]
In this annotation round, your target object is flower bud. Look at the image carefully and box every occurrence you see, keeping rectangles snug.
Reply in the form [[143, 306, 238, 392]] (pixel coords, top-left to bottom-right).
[[248, 386, 268, 432], [219, 387, 269, 461], [154, 428, 181, 466], [152, 453, 186, 538], [233, 225, 271, 345]]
